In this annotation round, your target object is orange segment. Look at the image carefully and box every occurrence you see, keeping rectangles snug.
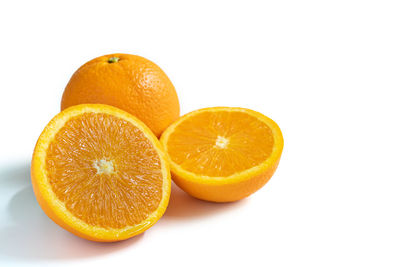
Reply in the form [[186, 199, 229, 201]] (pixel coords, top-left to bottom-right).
[[167, 111, 275, 177], [31, 104, 170, 242], [160, 107, 283, 202]]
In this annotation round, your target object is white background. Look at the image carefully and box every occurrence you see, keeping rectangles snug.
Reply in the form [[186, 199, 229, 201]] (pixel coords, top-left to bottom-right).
[[0, 0, 399, 266]]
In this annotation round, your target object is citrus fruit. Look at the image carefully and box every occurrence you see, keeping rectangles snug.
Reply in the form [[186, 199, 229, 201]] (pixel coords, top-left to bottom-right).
[[160, 107, 283, 202], [61, 53, 180, 137], [31, 104, 171, 242]]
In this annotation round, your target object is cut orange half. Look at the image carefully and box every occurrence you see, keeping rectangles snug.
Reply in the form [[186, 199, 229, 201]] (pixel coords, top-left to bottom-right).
[[160, 107, 283, 202], [31, 104, 171, 242]]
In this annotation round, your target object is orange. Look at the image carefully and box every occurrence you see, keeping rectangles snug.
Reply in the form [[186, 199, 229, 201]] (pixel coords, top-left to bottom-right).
[[31, 104, 171, 242], [160, 107, 283, 202], [61, 53, 180, 137]]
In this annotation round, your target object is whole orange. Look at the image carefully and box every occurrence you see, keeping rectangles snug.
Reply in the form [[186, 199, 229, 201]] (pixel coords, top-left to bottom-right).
[[61, 53, 180, 137]]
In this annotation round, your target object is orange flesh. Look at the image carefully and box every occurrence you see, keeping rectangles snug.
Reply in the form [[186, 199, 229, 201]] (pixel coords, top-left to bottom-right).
[[45, 113, 163, 229], [166, 111, 274, 177]]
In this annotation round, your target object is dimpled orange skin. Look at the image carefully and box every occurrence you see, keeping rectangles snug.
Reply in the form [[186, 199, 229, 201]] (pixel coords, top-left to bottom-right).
[[61, 54, 180, 137], [171, 158, 280, 202]]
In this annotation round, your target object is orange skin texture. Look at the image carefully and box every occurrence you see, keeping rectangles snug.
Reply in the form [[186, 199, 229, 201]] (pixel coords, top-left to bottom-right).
[[171, 158, 281, 203], [61, 54, 180, 137]]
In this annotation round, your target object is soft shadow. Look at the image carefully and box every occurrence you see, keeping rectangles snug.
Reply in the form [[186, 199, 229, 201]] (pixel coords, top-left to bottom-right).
[[0, 162, 247, 261], [0, 166, 143, 262], [0, 162, 31, 189], [163, 183, 248, 220]]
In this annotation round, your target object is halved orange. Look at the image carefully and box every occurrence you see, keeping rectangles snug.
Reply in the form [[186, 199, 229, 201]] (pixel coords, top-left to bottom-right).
[[160, 107, 283, 202], [31, 104, 171, 242]]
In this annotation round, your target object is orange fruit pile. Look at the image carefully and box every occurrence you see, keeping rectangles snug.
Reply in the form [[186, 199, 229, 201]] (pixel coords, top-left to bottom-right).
[[31, 53, 284, 242]]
